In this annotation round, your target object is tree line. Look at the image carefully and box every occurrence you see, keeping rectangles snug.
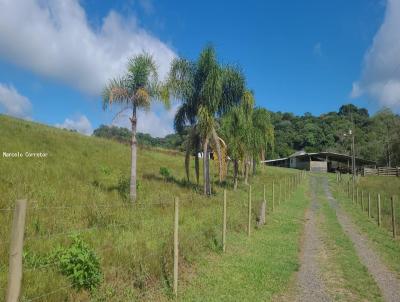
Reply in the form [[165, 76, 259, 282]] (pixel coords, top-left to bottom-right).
[[271, 104, 400, 167], [93, 125, 185, 150]]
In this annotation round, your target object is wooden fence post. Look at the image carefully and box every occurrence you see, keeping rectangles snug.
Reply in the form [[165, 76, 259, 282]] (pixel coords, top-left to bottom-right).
[[391, 196, 396, 239], [368, 193, 371, 218], [377, 194, 381, 227], [279, 182, 282, 205], [282, 179, 285, 201], [173, 197, 179, 298], [347, 181, 350, 198], [222, 190, 227, 252], [272, 181, 275, 210], [287, 177, 290, 199], [6, 199, 27, 302], [356, 187, 359, 205], [248, 185, 252, 236], [361, 191, 364, 211]]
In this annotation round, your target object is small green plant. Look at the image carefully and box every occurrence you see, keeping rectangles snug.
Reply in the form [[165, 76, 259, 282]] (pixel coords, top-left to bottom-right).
[[100, 165, 111, 176], [159, 167, 172, 181], [115, 174, 141, 200], [117, 174, 130, 199], [23, 249, 50, 269], [52, 236, 102, 291]]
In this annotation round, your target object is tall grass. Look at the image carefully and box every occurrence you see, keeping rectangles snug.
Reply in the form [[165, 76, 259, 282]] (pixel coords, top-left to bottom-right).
[[329, 174, 400, 275], [334, 175, 400, 234], [0, 115, 297, 301]]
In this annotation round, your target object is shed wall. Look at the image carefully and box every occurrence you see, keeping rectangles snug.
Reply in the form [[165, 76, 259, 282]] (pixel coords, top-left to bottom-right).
[[310, 161, 327, 173]]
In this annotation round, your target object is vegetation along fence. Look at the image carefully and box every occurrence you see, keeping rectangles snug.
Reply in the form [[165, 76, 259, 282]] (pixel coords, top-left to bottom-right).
[[2, 172, 306, 302], [335, 177, 398, 239]]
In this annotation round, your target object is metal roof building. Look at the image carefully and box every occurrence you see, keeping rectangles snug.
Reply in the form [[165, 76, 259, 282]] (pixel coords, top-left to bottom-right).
[[262, 151, 376, 173]]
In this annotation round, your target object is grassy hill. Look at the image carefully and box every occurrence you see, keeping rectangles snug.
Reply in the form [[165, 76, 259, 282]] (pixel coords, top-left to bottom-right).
[[0, 115, 302, 301]]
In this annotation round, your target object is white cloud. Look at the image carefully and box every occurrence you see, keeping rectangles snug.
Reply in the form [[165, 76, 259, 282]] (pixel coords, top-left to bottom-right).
[[55, 114, 93, 135], [351, 0, 400, 109], [0, 0, 176, 95], [113, 102, 179, 137], [0, 83, 32, 118]]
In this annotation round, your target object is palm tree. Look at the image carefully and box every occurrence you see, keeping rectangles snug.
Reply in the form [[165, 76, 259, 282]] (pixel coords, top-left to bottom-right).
[[251, 107, 274, 174], [102, 53, 166, 202], [166, 46, 244, 195], [241, 90, 255, 185], [221, 105, 247, 189]]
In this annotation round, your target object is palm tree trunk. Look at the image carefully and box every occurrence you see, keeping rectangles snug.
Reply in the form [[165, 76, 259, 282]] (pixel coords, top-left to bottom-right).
[[203, 137, 211, 195], [195, 153, 200, 185], [244, 157, 249, 185], [212, 128, 223, 183], [185, 145, 190, 182], [130, 106, 137, 202], [233, 159, 239, 190]]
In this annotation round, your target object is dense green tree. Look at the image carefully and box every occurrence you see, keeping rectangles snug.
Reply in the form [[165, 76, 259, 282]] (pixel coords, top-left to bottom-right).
[[269, 105, 400, 167]]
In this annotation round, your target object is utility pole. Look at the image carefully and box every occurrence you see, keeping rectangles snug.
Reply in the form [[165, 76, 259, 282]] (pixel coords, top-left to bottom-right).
[[351, 129, 355, 182], [344, 129, 355, 180]]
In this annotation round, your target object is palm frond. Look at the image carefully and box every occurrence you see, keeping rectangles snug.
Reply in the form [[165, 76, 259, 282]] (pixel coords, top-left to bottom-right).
[[166, 58, 195, 101], [174, 104, 190, 134], [220, 65, 245, 115], [102, 77, 131, 110], [128, 53, 158, 90]]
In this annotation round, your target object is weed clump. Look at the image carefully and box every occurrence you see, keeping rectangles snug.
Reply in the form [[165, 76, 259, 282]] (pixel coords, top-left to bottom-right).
[[52, 236, 102, 291], [159, 167, 173, 181]]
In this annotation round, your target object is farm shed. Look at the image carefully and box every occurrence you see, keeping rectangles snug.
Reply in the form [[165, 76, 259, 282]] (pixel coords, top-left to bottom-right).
[[262, 151, 376, 173]]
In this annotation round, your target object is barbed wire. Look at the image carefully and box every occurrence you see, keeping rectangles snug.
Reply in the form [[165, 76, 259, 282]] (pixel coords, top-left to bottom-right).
[[24, 220, 136, 242], [26, 201, 174, 211]]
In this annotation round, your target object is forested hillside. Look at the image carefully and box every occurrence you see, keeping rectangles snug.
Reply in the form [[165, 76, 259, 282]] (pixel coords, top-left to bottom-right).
[[93, 104, 400, 167], [270, 104, 400, 166], [93, 124, 185, 150]]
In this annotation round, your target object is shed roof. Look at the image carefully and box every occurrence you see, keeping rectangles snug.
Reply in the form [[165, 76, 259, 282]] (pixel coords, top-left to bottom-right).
[[262, 151, 376, 165]]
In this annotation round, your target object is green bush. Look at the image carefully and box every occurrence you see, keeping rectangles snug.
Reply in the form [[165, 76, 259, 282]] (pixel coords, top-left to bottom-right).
[[159, 167, 172, 181], [53, 236, 102, 291]]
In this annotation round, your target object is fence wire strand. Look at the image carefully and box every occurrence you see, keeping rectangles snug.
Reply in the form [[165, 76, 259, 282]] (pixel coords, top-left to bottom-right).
[[25, 221, 135, 242]]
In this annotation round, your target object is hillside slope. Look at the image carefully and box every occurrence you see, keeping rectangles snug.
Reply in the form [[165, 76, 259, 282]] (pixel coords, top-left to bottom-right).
[[0, 115, 299, 301]]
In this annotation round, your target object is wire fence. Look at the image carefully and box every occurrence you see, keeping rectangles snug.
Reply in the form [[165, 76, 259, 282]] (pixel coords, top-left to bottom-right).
[[334, 176, 399, 238], [2, 172, 306, 302]]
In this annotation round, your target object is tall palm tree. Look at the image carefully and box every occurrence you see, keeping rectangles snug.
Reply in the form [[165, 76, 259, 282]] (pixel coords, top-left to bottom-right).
[[102, 53, 166, 202], [221, 105, 247, 189], [166, 46, 244, 195], [241, 90, 255, 185], [251, 107, 274, 174]]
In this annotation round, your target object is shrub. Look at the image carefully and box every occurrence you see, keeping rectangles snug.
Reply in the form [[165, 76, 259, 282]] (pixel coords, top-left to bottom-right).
[[117, 174, 130, 200], [159, 167, 172, 181], [52, 236, 102, 291]]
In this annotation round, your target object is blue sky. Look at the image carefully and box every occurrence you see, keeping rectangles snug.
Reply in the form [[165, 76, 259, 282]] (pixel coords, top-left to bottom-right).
[[0, 0, 399, 137]]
